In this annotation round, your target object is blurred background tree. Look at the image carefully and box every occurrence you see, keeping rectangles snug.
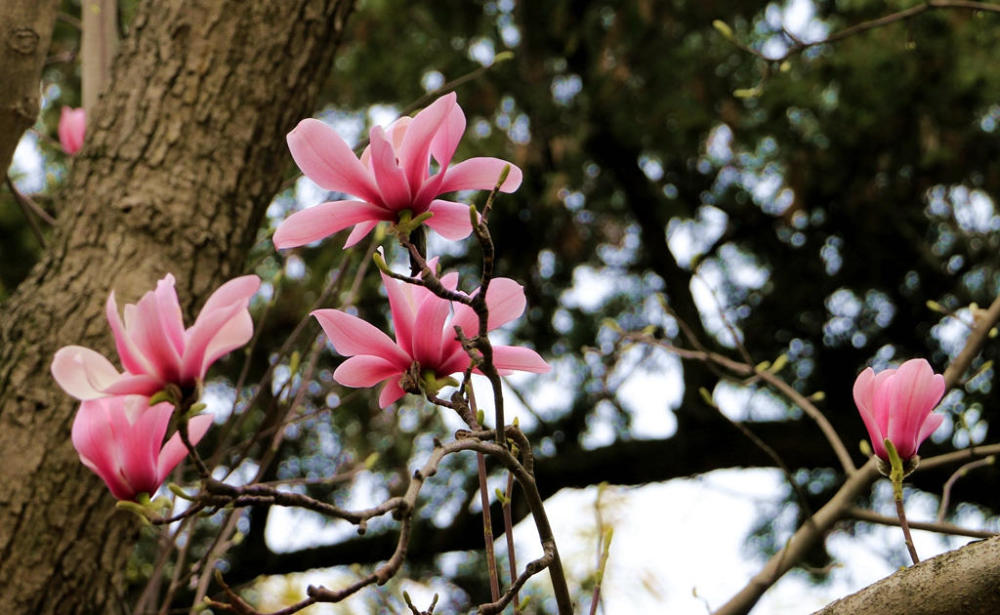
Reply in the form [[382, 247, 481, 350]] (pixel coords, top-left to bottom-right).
[[5, 0, 1000, 613]]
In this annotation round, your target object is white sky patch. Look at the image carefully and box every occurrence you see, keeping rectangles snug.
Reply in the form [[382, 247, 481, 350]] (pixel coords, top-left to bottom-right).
[[11, 133, 47, 193], [666, 205, 729, 269]]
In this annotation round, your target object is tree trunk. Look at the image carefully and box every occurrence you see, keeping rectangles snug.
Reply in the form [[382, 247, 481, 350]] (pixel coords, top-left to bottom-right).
[[0, 0, 58, 176], [0, 1, 353, 612]]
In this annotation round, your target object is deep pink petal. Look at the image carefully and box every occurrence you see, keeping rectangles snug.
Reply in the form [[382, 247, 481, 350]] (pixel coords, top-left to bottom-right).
[[157, 413, 214, 483], [58, 107, 86, 155], [430, 103, 466, 169], [369, 126, 411, 210], [426, 200, 474, 240], [312, 309, 410, 366], [286, 118, 381, 203], [410, 294, 451, 368], [378, 378, 407, 408], [179, 275, 259, 381], [450, 304, 480, 344], [852, 367, 886, 459], [107, 292, 155, 376], [154, 275, 186, 356], [120, 402, 174, 496], [491, 345, 551, 374], [333, 355, 403, 388], [129, 290, 182, 383], [886, 359, 944, 458], [437, 157, 523, 194], [72, 398, 131, 499], [52, 346, 123, 400], [274, 201, 391, 249], [398, 93, 455, 194], [381, 272, 418, 356]]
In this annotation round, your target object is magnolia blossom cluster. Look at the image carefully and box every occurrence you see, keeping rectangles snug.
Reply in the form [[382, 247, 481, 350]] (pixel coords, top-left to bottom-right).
[[276, 93, 549, 399], [52, 274, 259, 500]]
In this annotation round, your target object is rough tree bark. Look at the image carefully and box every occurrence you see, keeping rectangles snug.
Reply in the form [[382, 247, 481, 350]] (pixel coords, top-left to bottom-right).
[[814, 535, 1000, 615], [0, 0, 59, 176], [0, 1, 353, 613]]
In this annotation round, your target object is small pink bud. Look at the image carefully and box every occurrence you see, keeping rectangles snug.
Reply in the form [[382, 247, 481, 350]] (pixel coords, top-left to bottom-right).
[[58, 107, 87, 155]]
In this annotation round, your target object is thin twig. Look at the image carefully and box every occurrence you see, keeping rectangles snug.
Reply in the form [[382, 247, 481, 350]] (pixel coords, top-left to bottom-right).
[[937, 456, 995, 521]]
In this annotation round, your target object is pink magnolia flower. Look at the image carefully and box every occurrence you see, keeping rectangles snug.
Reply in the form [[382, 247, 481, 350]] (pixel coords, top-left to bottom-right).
[[274, 92, 523, 250], [853, 358, 946, 461], [58, 106, 86, 155], [52, 274, 260, 400], [313, 268, 549, 408], [72, 395, 213, 500]]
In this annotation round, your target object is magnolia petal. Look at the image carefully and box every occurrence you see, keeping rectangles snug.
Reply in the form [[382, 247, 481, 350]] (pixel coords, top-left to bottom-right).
[[369, 126, 411, 209], [915, 412, 945, 451], [181, 298, 250, 383], [72, 399, 135, 500], [274, 201, 391, 249], [333, 355, 402, 388], [199, 309, 255, 378], [120, 402, 174, 496], [853, 367, 887, 459], [430, 102, 466, 169], [381, 272, 417, 356], [482, 277, 527, 330], [343, 220, 379, 248], [154, 275, 187, 356], [438, 157, 523, 194], [886, 359, 944, 458], [52, 346, 123, 400], [286, 118, 380, 203], [312, 309, 410, 366], [156, 413, 214, 484], [379, 378, 407, 408], [107, 292, 156, 376], [102, 373, 167, 397], [491, 345, 550, 374], [410, 293, 451, 368], [399, 93, 455, 194], [426, 200, 474, 240], [130, 290, 181, 383]]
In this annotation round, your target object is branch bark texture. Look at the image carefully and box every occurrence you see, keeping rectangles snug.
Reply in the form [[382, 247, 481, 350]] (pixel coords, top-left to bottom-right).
[[0, 1, 353, 613]]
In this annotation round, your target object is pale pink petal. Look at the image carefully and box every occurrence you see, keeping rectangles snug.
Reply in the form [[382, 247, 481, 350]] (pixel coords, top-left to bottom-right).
[[398, 93, 455, 194], [274, 201, 391, 249], [426, 200, 474, 240], [343, 220, 379, 248], [286, 118, 380, 203], [312, 309, 410, 366], [410, 294, 451, 368], [437, 157, 523, 194], [368, 126, 411, 210], [195, 275, 261, 320], [378, 378, 407, 408], [870, 369, 896, 436], [915, 413, 945, 452], [333, 355, 403, 388], [156, 413, 214, 483], [430, 103, 466, 169], [491, 345, 550, 374], [72, 398, 130, 499], [52, 346, 123, 400], [102, 373, 168, 397], [450, 304, 480, 342], [481, 278, 527, 330], [386, 116, 411, 151]]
